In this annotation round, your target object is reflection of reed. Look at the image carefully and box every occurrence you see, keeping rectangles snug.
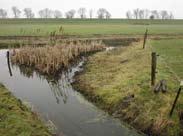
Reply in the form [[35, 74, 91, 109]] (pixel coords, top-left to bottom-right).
[[13, 63, 71, 104], [46, 60, 85, 104], [18, 65, 34, 78], [47, 77, 69, 104], [12, 57, 85, 105]]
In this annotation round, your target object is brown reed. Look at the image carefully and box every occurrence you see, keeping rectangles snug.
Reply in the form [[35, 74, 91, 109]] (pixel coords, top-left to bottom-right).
[[11, 40, 105, 75]]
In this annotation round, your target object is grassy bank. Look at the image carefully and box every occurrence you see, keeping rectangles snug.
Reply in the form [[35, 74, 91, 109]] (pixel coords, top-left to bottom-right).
[[74, 39, 182, 135], [0, 19, 183, 36], [0, 83, 51, 136]]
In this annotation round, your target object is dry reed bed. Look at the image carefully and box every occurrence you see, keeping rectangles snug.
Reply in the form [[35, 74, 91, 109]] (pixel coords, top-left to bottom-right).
[[11, 41, 105, 75]]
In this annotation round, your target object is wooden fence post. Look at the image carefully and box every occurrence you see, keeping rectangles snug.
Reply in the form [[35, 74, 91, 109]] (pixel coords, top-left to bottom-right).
[[169, 83, 183, 117], [7, 51, 12, 76], [151, 52, 157, 86], [143, 29, 148, 49]]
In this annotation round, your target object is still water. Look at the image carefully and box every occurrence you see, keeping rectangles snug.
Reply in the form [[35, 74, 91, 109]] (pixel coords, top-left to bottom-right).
[[0, 49, 141, 136]]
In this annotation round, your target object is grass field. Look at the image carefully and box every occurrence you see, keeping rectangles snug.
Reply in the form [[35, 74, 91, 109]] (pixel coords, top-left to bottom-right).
[[74, 39, 183, 135], [151, 39, 183, 79], [0, 18, 183, 135], [0, 19, 183, 36]]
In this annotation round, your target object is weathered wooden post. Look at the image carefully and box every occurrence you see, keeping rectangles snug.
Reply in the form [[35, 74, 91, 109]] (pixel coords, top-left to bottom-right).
[[169, 81, 183, 117], [143, 29, 148, 49], [7, 51, 12, 76], [151, 52, 157, 86]]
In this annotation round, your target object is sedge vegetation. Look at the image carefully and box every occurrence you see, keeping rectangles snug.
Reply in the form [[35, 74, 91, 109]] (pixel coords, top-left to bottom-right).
[[11, 40, 105, 75], [74, 39, 183, 136]]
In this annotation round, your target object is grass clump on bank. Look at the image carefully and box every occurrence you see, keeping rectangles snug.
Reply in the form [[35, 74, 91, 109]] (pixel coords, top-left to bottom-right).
[[0, 83, 51, 136], [74, 40, 182, 135], [11, 40, 105, 76]]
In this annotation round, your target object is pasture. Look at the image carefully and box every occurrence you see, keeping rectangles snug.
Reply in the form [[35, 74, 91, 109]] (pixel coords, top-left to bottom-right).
[[152, 39, 183, 79], [0, 18, 183, 136], [0, 19, 183, 36]]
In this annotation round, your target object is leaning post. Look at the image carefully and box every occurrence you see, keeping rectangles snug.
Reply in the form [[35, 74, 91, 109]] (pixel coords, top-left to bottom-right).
[[143, 29, 148, 49], [7, 51, 13, 76], [169, 81, 183, 117]]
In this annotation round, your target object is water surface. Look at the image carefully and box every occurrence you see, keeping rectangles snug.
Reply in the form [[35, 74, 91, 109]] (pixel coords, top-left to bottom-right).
[[0, 49, 141, 136]]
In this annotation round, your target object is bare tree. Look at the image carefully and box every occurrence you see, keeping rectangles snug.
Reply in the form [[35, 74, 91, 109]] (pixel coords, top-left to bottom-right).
[[97, 8, 107, 19], [0, 9, 7, 18], [54, 10, 62, 18], [161, 11, 173, 20], [97, 8, 111, 19], [105, 11, 111, 19], [89, 9, 93, 19], [133, 8, 140, 19], [78, 8, 86, 19], [151, 10, 159, 19], [169, 12, 174, 19], [128, 9, 174, 20], [24, 8, 34, 18], [65, 9, 76, 19], [126, 10, 132, 19], [160, 10, 169, 19], [139, 9, 145, 19], [38, 8, 53, 18], [144, 9, 150, 19], [12, 6, 21, 18], [38, 10, 44, 18]]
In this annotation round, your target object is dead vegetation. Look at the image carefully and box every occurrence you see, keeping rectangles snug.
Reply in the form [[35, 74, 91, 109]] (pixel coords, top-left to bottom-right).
[[11, 40, 105, 75]]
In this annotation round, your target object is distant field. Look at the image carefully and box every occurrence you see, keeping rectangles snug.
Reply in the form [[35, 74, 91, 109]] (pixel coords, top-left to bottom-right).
[[0, 19, 183, 36], [152, 39, 183, 79]]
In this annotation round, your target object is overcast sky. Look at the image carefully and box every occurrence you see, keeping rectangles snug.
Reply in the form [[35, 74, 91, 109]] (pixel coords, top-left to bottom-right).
[[0, 0, 182, 18]]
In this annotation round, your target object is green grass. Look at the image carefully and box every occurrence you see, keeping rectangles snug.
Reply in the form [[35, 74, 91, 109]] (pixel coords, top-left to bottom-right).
[[151, 39, 183, 80], [0, 83, 51, 136], [0, 19, 183, 36], [74, 40, 183, 135], [1, 18, 183, 135]]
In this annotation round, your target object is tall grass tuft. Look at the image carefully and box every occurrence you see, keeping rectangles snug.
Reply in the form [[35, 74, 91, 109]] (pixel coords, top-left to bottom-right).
[[11, 40, 105, 75]]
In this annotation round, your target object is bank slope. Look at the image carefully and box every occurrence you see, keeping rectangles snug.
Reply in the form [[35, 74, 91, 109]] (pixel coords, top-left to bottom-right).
[[0, 83, 51, 136], [74, 41, 181, 136]]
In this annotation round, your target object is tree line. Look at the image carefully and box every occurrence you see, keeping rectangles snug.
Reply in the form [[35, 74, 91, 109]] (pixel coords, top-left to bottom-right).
[[0, 6, 174, 19], [126, 9, 174, 19], [0, 7, 111, 19]]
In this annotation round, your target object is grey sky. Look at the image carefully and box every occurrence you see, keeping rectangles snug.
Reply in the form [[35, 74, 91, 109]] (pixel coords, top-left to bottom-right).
[[0, 0, 182, 18]]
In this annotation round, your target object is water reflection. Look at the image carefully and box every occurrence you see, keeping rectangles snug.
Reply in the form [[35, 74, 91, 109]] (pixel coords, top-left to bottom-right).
[[15, 65, 34, 78], [0, 49, 141, 136], [11, 59, 85, 105], [47, 78, 68, 104]]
